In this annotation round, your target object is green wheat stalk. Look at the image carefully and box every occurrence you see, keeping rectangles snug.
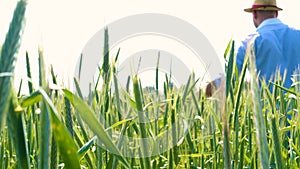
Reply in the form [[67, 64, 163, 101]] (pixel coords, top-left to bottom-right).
[[247, 37, 270, 169], [0, 0, 27, 132], [133, 75, 151, 169]]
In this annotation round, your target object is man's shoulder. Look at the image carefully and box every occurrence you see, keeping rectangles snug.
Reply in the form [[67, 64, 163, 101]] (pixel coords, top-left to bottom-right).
[[287, 26, 300, 34], [257, 23, 300, 41], [258, 19, 300, 34]]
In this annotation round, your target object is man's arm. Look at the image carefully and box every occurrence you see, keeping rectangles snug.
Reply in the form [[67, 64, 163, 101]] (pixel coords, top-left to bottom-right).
[[205, 39, 247, 97]]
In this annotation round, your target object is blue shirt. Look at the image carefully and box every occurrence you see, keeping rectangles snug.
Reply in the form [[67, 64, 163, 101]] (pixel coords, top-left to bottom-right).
[[236, 18, 300, 88]]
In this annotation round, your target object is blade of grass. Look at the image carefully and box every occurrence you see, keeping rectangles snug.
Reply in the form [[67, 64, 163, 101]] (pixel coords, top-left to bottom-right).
[[132, 75, 151, 168], [74, 78, 84, 99], [233, 41, 249, 169], [37, 48, 52, 169], [39, 99, 51, 169], [0, 0, 27, 132], [78, 53, 83, 81], [156, 52, 160, 93], [224, 39, 233, 60], [78, 136, 97, 159], [25, 51, 34, 92], [102, 27, 110, 80], [238, 110, 247, 169], [65, 97, 74, 137], [17, 79, 23, 96], [7, 88, 30, 169], [63, 89, 131, 169], [219, 76, 230, 169], [43, 92, 81, 169], [264, 88, 284, 169], [38, 49, 46, 88], [225, 40, 235, 102], [20, 89, 81, 169], [270, 114, 284, 169], [247, 37, 269, 169]]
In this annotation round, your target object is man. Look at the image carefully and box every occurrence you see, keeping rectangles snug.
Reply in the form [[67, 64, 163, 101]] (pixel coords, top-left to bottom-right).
[[206, 0, 300, 96], [236, 0, 300, 89]]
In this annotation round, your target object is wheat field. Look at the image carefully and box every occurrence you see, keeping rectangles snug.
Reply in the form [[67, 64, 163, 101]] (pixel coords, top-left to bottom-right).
[[0, 1, 299, 169]]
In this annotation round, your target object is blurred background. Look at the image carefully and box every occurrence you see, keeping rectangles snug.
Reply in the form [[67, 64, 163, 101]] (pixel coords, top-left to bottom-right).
[[1, 0, 299, 91]]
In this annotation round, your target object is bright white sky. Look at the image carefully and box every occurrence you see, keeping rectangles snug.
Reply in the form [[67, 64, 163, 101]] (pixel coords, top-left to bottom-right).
[[1, 0, 300, 90]]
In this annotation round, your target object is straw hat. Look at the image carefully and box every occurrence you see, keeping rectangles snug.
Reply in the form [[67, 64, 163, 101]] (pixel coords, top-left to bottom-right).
[[244, 0, 282, 12]]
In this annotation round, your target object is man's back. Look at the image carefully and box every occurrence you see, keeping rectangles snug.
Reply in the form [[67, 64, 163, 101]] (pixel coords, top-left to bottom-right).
[[236, 18, 300, 88]]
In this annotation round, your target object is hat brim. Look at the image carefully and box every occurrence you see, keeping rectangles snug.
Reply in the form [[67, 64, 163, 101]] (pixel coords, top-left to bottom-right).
[[244, 6, 283, 12]]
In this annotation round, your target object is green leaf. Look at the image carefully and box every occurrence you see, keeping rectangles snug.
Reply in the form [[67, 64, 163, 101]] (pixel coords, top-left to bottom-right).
[[39, 98, 51, 169], [105, 118, 135, 131], [225, 40, 235, 99], [132, 75, 151, 168], [0, 0, 27, 132], [39, 89, 81, 169], [78, 136, 97, 159], [7, 88, 30, 169], [20, 90, 42, 108], [20, 89, 81, 169], [74, 78, 84, 99], [247, 38, 269, 169], [224, 39, 233, 60], [62, 89, 131, 169]]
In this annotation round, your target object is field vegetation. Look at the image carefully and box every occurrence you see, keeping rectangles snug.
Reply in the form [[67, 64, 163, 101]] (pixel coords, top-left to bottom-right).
[[0, 1, 299, 168]]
